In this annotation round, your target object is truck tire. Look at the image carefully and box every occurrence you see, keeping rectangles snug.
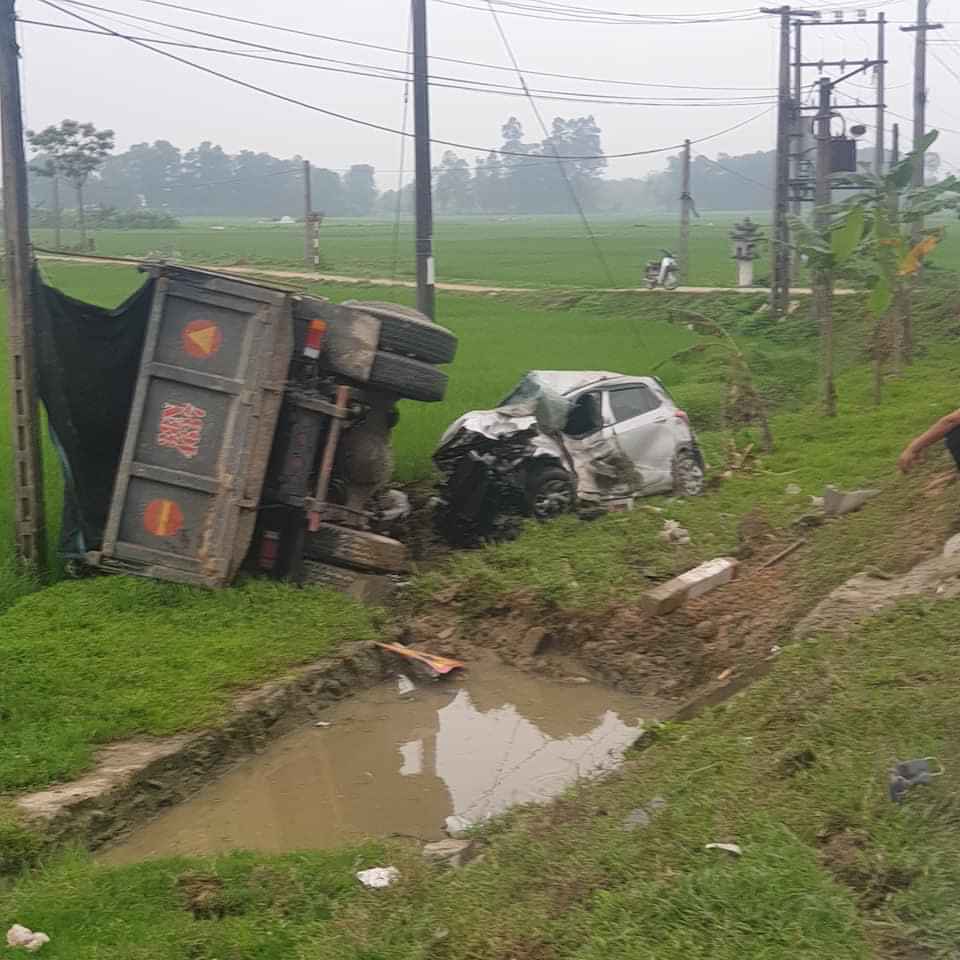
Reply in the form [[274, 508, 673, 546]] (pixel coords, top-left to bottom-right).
[[368, 352, 448, 403], [344, 300, 458, 365], [305, 523, 408, 574]]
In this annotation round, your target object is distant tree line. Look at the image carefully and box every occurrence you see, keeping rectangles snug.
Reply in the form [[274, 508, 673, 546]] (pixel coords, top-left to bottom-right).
[[26, 114, 781, 222]]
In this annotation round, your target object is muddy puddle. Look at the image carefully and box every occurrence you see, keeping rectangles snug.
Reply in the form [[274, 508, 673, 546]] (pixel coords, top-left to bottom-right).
[[103, 660, 666, 864]]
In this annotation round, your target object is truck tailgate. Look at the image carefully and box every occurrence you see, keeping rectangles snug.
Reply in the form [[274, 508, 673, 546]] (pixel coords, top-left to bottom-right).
[[98, 269, 293, 587]]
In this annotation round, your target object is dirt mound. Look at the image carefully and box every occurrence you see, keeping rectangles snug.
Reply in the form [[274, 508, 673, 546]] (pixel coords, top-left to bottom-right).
[[403, 560, 792, 706]]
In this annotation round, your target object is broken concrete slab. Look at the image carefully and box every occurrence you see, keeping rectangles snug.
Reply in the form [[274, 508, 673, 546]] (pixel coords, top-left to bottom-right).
[[642, 558, 739, 616], [794, 549, 960, 639], [823, 485, 881, 518]]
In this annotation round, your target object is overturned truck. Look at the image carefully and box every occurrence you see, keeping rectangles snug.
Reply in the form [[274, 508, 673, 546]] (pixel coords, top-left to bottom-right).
[[34, 264, 456, 596]]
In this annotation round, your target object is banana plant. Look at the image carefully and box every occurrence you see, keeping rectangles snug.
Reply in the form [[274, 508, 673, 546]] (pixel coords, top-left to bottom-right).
[[791, 130, 960, 408]]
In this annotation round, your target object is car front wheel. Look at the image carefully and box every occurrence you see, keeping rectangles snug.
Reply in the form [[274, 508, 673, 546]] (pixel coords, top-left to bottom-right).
[[525, 464, 576, 519]]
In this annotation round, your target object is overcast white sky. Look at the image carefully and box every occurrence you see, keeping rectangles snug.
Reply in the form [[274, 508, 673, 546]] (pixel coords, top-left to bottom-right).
[[16, 0, 960, 184]]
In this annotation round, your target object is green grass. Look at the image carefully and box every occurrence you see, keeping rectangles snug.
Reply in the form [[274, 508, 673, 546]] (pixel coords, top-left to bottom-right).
[[34, 212, 960, 291], [34, 214, 774, 289], [0, 577, 376, 792], [5, 595, 960, 958]]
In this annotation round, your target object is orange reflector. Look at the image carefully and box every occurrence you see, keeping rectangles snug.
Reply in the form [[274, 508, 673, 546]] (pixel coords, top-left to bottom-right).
[[304, 318, 327, 359]]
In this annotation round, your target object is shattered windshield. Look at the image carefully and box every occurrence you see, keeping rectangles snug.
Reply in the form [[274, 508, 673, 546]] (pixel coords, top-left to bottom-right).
[[499, 373, 541, 407]]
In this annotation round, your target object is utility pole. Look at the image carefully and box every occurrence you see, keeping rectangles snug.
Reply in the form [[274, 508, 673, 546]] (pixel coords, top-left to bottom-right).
[[679, 138, 692, 284], [763, 6, 817, 316], [790, 19, 805, 282], [875, 12, 886, 175], [302, 159, 312, 269], [767, 6, 793, 317], [814, 77, 836, 417], [412, 0, 435, 321], [0, 0, 46, 568], [892, 122, 900, 165], [903, 0, 943, 244]]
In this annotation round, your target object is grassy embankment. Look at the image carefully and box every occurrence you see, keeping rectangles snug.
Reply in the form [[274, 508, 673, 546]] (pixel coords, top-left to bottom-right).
[[0, 260, 959, 956]]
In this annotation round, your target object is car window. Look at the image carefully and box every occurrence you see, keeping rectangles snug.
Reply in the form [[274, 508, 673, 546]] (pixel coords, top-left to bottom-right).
[[564, 391, 602, 437], [610, 385, 660, 422]]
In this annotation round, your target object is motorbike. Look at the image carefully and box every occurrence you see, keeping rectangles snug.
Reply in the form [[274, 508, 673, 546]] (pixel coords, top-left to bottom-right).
[[644, 251, 679, 290]]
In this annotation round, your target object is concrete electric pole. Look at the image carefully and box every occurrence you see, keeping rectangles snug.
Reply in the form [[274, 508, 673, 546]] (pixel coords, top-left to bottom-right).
[[876, 13, 886, 175], [679, 138, 692, 284], [303, 159, 313, 268], [412, 0, 436, 321], [902, 0, 942, 245], [814, 77, 836, 418], [0, 0, 46, 568]]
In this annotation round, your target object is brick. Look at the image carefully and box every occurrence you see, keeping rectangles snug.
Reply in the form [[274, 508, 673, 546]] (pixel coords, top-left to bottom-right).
[[641, 558, 739, 615]]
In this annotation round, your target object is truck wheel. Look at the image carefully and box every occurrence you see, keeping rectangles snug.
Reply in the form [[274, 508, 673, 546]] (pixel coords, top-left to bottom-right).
[[525, 463, 576, 519], [368, 352, 448, 403], [305, 523, 408, 574], [344, 300, 458, 365]]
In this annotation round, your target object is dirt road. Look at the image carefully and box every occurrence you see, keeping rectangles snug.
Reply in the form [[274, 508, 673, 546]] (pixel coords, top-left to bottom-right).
[[38, 253, 857, 296]]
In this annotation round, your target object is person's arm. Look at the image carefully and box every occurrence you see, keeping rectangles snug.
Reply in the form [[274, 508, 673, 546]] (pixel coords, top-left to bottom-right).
[[898, 409, 960, 473]]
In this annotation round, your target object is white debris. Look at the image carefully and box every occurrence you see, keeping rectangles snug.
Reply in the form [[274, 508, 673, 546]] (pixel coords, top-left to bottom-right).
[[397, 674, 416, 697], [379, 489, 412, 523], [314, 721, 333, 728], [356, 867, 400, 889], [6, 925, 50, 952], [659, 520, 691, 546], [705, 843, 743, 857], [785, 483, 802, 496], [445, 814, 473, 838]]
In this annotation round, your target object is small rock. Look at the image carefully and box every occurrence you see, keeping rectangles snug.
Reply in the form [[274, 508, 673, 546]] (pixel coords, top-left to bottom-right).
[[694, 620, 718, 640], [520, 626, 551, 657], [437, 625, 456, 641], [785, 483, 802, 496], [423, 838, 477, 868], [356, 867, 400, 889], [823, 485, 881, 518], [809, 496, 825, 509], [445, 815, 473, 838], [563, 675, 591, 684], [717, 667, 734, 682], [659, 519, 691, 545], [6, 925, 50, 952], [622, 796, 667, 832], [943, 533, 960, 558], [314, 721, 333, 728]]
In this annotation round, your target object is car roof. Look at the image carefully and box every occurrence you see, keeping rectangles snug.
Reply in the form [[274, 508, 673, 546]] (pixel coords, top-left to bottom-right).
[[529, 371, 659, 396]]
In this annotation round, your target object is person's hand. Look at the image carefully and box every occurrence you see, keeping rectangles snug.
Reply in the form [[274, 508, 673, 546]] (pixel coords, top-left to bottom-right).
[[898, 443, 923, 474]]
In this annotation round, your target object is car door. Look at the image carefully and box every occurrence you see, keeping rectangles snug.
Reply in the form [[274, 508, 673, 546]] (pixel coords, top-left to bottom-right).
[[607, 383, 675, 492]]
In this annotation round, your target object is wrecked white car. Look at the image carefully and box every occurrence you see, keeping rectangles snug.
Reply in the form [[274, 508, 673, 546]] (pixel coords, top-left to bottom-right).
[[433, 371, 704, 545]]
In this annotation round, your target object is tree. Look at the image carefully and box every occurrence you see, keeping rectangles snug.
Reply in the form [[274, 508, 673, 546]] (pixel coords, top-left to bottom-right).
[[792, 130, 960, 411], [29, 155, 62, 249], [343, 164, 377, 216], [27, 120, 114, 244], [434, 151, 472, 214]]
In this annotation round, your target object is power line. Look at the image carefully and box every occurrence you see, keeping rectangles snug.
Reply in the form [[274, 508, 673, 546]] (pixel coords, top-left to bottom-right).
[[36, 0, 775, 161], [18, 19, 777, 106], [53, 0, 777, 91], [482, 0, 614, 286]]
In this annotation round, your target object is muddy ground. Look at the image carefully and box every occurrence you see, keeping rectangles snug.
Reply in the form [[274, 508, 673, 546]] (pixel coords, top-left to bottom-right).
[[399, 480, 960, 710]]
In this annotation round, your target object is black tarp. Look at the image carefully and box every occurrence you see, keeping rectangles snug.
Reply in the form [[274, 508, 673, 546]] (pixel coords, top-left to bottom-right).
[[33, 270, 155, 557]]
